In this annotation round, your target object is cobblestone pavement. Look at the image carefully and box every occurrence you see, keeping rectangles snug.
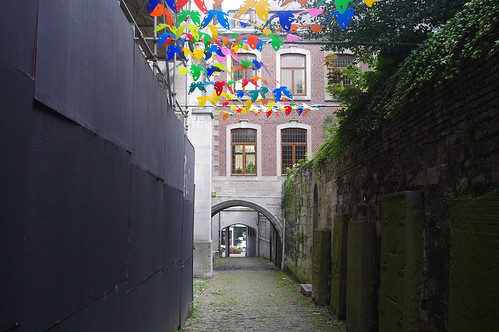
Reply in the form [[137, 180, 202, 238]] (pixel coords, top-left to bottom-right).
[[182, 257, 346, 332]]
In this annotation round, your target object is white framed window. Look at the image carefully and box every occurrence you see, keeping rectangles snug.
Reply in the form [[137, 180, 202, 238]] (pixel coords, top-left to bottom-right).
[[281, 128, 307, 175], [324, 51, 354, 101], [226, 123, 262, 177], [231, 128, 257, 175], [276, 48, 311, 100], [231, 53, 258, 92], [226, 50, 261, 97], [276, 123, 312, 176]]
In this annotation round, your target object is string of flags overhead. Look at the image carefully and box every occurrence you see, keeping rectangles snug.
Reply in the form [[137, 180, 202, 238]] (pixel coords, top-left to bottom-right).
[[148, 0, 379, 120]]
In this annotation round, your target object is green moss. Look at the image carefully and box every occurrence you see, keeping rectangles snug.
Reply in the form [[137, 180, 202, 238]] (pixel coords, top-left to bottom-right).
[[295, 230, 304, 244], [484, 187, 499, 197]]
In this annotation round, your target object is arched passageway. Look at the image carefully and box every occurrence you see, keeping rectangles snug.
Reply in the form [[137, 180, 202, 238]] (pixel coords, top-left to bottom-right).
[[217, 223, 257, 258], [211, 200, 283, 268]]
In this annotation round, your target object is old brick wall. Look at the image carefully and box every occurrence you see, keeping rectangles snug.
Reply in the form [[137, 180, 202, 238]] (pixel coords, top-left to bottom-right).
[[285, 51, 498, 331]]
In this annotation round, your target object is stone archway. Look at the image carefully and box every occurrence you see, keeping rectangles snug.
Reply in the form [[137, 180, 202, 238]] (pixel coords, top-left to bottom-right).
[[212, 199, 283, 268], [212, 199, 283, 239]]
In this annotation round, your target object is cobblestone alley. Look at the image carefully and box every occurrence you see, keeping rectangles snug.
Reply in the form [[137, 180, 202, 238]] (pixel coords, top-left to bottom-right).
[[182, 257, 346, 332]]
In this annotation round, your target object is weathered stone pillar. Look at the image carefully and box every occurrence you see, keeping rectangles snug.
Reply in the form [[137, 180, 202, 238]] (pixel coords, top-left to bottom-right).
[[379, 191, 424, 332], [189, 110, 213, 277], [449, 197, 499, 331], [330, 214, 349, 319], [346, 220, 376, 332], [312, 229, 331, 306]]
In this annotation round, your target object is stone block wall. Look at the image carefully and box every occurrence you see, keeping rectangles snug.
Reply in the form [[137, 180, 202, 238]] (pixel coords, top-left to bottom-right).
[[283, 51, 498, 331], [330, 214, 348, 319], [379, 192, 424, 332], [448, 197, 499, 332], [312, 229, 331, 306]]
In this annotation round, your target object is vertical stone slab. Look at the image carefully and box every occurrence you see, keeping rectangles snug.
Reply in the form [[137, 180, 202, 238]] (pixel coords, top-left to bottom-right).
[[347, 221, 376, 332], [312, 229, 331, 306], [330, 214, 349, 319], [449, 197, 499, 331], [379, 191, 424, 332]]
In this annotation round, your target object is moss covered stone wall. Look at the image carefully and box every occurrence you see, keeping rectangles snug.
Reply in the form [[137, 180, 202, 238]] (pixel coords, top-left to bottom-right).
[[283, 49, 498, 330]]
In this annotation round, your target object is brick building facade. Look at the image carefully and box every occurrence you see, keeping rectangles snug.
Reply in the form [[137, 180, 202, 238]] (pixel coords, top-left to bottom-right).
[[191, 2, 358, 275], [214, 42, 341, 177], [210, 37, 345, 268]]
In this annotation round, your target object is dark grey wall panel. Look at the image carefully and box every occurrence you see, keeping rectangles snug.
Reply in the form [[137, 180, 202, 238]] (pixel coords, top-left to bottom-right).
[[163, 108, 186, 190], [124, 272, 165, 332], [180, 258, 193, 324], [0, 60, 34, 331], [182, 200, 195, 264], [128, 165, 164, 289], [131, 49, 169, 181], [125, 267, 181, 332], [0, 0, 38, 74], [43, 289, 126, 332], [21, 107, 130, 331], [1, 0, 195, 330], [163, 185, 184, 266], [169, 267, 183, 329], [34, 0, 134, 151]]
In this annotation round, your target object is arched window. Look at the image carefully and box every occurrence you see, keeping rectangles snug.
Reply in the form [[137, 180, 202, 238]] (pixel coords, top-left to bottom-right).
[[281, 128, 307, 174], [280, 54, 306, 96], [231, 129, 257, 175]]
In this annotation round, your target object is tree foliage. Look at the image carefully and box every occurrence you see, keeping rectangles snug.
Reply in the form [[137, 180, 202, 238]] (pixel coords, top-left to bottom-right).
[[302, 0, 471, 107], [305, 0, 469, 63], [312, 0, 499, 171]]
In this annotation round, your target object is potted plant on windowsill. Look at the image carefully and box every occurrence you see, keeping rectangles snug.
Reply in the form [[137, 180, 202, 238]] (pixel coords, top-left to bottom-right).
[[246, 163, 255, 174]]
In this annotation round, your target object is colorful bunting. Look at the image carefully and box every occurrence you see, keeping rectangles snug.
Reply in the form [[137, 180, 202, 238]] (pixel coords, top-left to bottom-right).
[[235, 0, 271, 22], [336, 9, 355, 30], [298, 8, 324, 17], [193, 0, 208, 14], [269, 33, 284, 51], [365, 0, 380, 6], [214, 81, 234, 95], [167, 45, 186, 61], [175, 0, 208, 14], [190, 64, 207, 81], [145, 0, 383, 120], [272, 86, 293, 102], [234, 35, 262, 50], [264, 11, 295, 32], [164, 0, 177, 12], [286, 34, 302, 42], [147, 0, 160, 14], [158, 33, 175, 47], [177, 10, 201, 26], [281, 0, 308, 6], [189, 81, 206, 94], [335, 0, 354, 14], [201, 10, 230, 30]]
